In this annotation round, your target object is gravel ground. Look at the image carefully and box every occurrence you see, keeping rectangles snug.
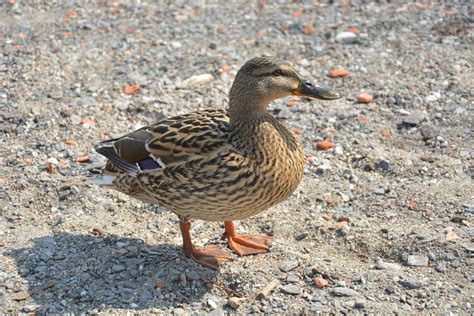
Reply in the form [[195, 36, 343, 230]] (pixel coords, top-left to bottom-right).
[[1, 1, 473, 314]]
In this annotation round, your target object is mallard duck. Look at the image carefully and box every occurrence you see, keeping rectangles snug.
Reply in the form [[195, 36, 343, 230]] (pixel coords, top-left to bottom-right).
[[94, 57, 341, 269]]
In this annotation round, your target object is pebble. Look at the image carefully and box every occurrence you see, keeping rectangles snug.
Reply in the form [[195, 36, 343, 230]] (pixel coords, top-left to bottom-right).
[[376, 159, 391, 172], [335, 32, 358, 44], [403, 112, 426, 126], [286, 274, 300, 283], [111, 264, 125, 273], [40, 236, 56, 247], [356, 93, 373, 103], [354, 300, 365, 309], [334, 145, 344, 156], [374, 188, 386, 195], [402, 279, 423, 289], [208, 309, 224, 316], [279, 259, 299, 272], [281, 284, 302, 295], [226, 297, 244, 309], [314, 277, 328, 289], [375, 258, 402, 271], [21, 305, 40, 312], [425, 93, 440, 102], [207, 299, 218, 309], [406, 254, 429, 267], [173, 308, 189, 316], [332, 287, 357, 297], [47, 157, 59, 165]]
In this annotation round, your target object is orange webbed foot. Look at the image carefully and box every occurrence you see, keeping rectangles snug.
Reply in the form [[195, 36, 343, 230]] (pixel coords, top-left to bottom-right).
[[225, 221, 272, 256], [189, 246, 230, 270]]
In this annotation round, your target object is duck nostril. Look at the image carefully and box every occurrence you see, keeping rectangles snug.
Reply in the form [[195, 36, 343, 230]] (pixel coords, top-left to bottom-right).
[[304, 81, 314, 87]]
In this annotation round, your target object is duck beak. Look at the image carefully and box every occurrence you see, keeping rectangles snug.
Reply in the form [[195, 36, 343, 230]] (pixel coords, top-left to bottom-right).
[[293, 80, 341, 100]]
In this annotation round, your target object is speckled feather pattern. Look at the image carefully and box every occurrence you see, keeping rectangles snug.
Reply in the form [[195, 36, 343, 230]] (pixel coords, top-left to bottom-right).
[[98, 108, 305, 221]]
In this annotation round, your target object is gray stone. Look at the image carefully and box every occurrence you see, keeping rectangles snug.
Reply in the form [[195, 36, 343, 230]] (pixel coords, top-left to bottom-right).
[[407, 255, 429, 267], [402, 280, 423, 289], [375, 258, 402, 271], [337, 225, 350, 236], [173, 308, 189, 316], [335, 32, 358, 44], [286, 274, 300, 283], [332, 287, 357, 297], [208, 309, 224, 316], [403, 112, 426, 126], [40, 236, 56, 247], [279, 259, 299, 272], [281, 284, 302, 295], [76, 97, 98, 107], [374, 188, 386, 195], [227, 297, 243, 309], [112, 264, 125, 273], [21, 305, 40, 312], [354, 300, 365, 309], [376, 160, 391, 172], [435, 262, 446, 273]]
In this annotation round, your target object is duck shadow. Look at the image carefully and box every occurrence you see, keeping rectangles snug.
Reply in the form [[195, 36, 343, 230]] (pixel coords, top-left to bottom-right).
[[6, 233, 219, 313]]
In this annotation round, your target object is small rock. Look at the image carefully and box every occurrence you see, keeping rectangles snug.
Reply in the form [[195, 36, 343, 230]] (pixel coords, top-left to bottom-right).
[[425, 93, 440, 102], [435, 262, 446, 273], [279, 259, 299, 272], [402, 280, 423, 289], [403, 112, 426, 126], [356, 93, 373, 103], [208, 309, 224, 316], [70, 114, 82, 125], [337, 225, 350, 236], [294, 232, 308, 241], [227, 297, 244, 309], [314, 277, 328, 289], [40, 236, 56, 247], [335, 32, 358, 44], [374, 188, 386, 195], [21, 305, 40, 312], [332, 287, 357, 297], [376, 159, 391, 172], [170, 41, 182, 49], [173, 308, 188, 316], [286, 274, 300, 283], [334, 144, 344, 155], [375, 258, 402, 271], [281, 284, 302, 295], [354, 300, 365, 309], [406, 255, 429, 267], [207, 299, 218, 309], [420, 126, 438, 141], [112, 264, 125, 273], [47, 157, 59, 165]]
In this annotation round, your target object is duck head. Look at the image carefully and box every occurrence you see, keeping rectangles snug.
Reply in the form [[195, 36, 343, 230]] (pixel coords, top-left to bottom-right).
[[229, 57, 341, 117]]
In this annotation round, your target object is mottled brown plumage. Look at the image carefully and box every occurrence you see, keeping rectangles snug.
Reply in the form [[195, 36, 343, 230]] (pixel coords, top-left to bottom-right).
[[94, 57, 340, 269]]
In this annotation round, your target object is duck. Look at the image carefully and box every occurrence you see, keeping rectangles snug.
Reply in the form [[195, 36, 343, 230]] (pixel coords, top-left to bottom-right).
[[93, 57, 341, 269]]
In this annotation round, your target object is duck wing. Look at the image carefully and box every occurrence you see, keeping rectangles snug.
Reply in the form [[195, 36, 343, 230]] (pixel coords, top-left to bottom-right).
[[95, 109, 230, 177]]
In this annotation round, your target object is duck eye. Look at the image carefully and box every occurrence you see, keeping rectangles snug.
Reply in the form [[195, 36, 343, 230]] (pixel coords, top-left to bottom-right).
[[272, 69, 284, 77]]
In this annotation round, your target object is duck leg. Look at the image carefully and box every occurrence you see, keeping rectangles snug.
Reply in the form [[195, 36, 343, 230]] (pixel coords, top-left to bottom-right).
[[224, 221, 272, 256], [179, 217, 229, 269]]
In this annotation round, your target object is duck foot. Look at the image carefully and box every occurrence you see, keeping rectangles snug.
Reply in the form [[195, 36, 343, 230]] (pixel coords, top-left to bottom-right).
[[224, 221, 272, 256], [188, 246, 229, 270], [179, 217, 229, 270]]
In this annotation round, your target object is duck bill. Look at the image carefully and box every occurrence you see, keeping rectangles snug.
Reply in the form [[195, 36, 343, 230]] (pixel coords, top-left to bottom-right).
[[293, 81, 341, 100]]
